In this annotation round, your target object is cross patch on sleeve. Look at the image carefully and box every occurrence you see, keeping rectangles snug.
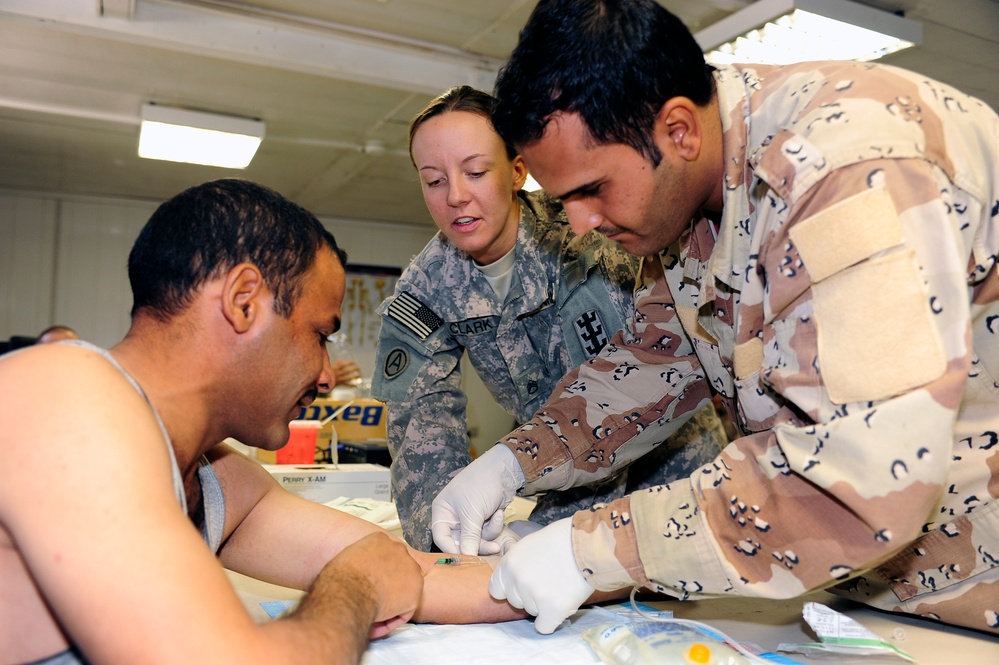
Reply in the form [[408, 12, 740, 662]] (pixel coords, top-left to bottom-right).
[[574, 309, 608, 358]]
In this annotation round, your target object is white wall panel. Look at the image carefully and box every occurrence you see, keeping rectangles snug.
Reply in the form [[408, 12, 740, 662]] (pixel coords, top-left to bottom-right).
[[54, 199, 156, 348], [2, 192, 437, 347], [323, 219, 434, 268], [0, 194, 58, 339]]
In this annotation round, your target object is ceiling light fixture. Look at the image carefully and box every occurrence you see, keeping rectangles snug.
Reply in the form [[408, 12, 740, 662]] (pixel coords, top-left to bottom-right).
[[695, 0, 922, 66], [138, 103, 265, 168]]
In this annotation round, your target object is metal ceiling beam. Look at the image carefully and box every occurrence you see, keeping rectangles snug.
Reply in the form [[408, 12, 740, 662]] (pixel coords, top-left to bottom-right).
[[0, 0, 501, 95]]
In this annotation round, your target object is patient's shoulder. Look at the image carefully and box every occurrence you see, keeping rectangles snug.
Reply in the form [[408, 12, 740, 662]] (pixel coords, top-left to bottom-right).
[[0, 344, 166, 475], [2, 342, 144, 401]]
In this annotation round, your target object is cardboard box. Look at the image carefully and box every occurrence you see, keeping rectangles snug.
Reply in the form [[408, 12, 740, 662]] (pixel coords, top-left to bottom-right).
[[254, 398, 387, 465], [298, 398, 387, 441], [262, 463, 390, 503]]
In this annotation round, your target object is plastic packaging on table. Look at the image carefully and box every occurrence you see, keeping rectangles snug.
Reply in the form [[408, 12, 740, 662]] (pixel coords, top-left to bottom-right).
[[583, 620, 753, 665]]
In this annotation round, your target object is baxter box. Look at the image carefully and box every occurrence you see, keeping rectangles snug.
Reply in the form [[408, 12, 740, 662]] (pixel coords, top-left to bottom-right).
[[298, 398, 387, 441], [263, 463, 390, 503], [256, 398, 388, 465]]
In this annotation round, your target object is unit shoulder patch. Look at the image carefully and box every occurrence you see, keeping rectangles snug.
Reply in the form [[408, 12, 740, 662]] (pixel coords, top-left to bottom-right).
[[574, 309, 608, 358], [383, 347, 409, 380]]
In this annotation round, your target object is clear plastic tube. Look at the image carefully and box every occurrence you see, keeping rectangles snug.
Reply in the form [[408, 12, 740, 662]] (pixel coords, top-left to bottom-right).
[[435, 554, 486, 566]]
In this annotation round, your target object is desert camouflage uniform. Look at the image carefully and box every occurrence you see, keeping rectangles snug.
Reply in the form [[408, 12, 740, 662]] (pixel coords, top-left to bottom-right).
[[500, 62, 999, 634], [373, 190, 727, 550]]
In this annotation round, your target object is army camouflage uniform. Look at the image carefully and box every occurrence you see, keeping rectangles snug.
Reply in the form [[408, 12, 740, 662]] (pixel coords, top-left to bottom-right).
[[499, 63, 999, 634], [372, 190, 727, 550]]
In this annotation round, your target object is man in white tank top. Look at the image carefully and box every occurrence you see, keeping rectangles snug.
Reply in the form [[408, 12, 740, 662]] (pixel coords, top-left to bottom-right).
[[0, 179, 535, 665]]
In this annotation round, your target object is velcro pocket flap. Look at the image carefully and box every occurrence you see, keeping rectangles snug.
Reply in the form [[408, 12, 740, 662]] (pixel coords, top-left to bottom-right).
[[812, 249, 946, 404], [789, 187, 904, 283]]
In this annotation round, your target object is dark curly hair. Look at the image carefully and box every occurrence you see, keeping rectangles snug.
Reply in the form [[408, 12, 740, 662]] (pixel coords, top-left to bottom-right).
[[493, 0, 715, 167], [128, 179, 347, 321]]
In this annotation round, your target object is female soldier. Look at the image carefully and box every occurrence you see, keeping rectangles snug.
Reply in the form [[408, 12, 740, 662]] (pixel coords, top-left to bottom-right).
[[372, 86, 726, 550]]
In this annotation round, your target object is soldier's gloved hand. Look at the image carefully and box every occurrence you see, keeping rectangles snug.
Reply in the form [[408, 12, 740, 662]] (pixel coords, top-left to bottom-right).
[[488, 517, 596, 634], [478, 519, 541, 556], [431, 445, 524, 556], [481, 521, 520, 556]]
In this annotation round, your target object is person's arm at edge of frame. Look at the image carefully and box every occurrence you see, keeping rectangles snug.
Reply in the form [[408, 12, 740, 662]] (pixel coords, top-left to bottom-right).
[[507, 256, 711, 493]]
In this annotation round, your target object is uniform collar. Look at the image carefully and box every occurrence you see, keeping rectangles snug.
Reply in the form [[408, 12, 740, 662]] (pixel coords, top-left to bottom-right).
[[437, 194, 550, 318], [704, 64, 755, 293], [506, 194, 555, 313]]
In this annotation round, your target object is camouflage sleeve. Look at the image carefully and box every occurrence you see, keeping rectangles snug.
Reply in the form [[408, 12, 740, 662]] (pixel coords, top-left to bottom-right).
[[572, 159, 973, 600], [501, 257, 712, 493], [595, 239, 640, 343], [371, 296, 471, 552]]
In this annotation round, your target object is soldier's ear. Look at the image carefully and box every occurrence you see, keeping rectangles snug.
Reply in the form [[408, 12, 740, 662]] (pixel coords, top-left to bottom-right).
[[221, 262, 265, 333], [511, 155, 529, 192], [654, 97, 702, 163]]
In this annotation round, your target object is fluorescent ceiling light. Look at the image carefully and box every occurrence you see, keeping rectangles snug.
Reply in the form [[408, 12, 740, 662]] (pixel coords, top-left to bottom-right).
[[695, 0, 922, 66], [138, 103, 265, 169]]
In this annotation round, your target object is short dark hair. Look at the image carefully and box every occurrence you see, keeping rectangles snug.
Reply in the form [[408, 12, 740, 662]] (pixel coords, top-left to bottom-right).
[[128, 179, 347, 321], [408, 85, 517, 165], [493, 0, 715, 167]]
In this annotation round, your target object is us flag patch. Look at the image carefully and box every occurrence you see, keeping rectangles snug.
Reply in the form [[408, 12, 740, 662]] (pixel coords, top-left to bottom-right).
[[387, 292, 443, 340]]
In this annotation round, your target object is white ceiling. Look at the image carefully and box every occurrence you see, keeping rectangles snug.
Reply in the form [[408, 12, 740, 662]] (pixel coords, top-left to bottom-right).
[[0, 0, 996, 229]]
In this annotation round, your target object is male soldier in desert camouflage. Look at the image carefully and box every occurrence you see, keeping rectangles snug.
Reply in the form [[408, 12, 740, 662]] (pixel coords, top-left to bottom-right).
[[432, 0, 999, 636]]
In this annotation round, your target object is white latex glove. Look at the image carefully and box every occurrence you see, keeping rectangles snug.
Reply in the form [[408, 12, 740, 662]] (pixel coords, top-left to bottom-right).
[[488, 517, 596, 634], [482, 520, 543, 556], [506, 519, 544, 539], [431, 445, 525, 555], [483, 522, 520, 556]]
